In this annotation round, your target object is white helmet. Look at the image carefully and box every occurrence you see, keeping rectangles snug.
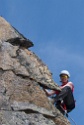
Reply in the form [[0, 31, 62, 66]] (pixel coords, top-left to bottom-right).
[[59, 70, 70, 78]]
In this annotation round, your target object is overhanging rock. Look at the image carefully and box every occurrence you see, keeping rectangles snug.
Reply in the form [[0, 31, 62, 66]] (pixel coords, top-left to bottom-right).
[[0, 16, 33, 48]]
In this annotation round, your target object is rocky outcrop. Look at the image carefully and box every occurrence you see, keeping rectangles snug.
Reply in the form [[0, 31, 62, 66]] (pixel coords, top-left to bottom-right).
[[0, 16, 71, 125], [0, 17, 33, 48]]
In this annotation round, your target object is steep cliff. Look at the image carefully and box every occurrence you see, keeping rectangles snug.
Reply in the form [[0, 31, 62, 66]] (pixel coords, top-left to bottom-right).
[[0, 16, 71, 125]]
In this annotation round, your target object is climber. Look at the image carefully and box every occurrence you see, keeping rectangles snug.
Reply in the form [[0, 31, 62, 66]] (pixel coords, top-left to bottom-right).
[[44, 70, 75, 115]]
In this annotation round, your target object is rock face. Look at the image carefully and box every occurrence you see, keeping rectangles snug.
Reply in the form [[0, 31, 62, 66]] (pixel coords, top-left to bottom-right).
[[0, 16, 71, 125]]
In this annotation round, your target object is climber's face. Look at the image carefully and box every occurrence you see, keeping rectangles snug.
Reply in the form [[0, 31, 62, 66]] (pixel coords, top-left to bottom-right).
[[60, 74, 68, 83]]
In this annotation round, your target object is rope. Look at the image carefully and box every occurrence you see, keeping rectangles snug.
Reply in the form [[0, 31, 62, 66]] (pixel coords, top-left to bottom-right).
[[67, 113, 78, 125], [59, 104, 78, 125]]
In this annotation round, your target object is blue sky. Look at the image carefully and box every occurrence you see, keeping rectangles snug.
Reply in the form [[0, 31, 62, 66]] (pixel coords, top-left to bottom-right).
[[0, 0, 84, 124]]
